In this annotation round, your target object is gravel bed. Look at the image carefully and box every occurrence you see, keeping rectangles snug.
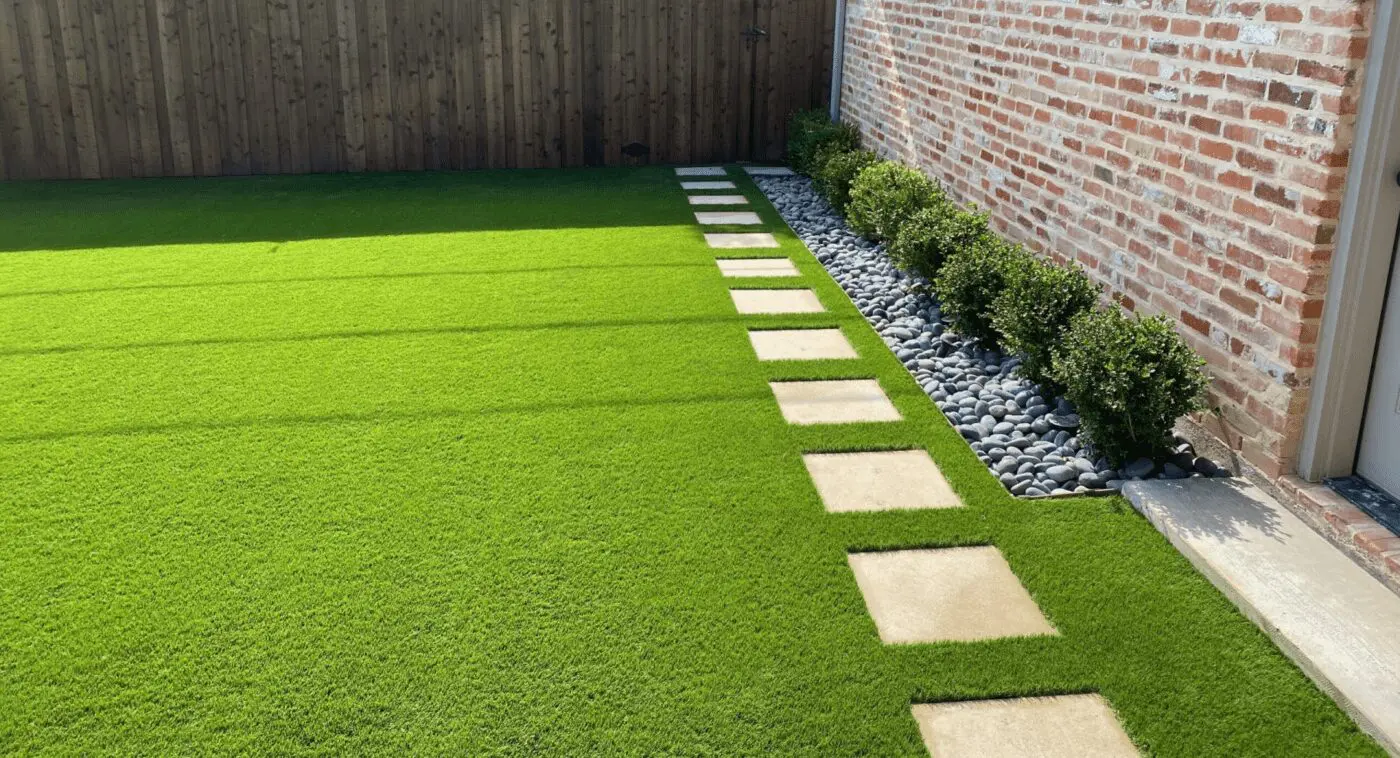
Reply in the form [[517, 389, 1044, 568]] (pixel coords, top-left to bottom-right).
[[754, 174, 1230, 497]]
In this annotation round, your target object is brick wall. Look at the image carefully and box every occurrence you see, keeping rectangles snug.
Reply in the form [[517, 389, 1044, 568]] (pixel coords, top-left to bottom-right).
[[838, 0, 1374, 478]]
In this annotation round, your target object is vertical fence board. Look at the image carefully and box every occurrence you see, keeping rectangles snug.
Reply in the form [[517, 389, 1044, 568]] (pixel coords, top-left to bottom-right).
[[0, 0, 833, 179]]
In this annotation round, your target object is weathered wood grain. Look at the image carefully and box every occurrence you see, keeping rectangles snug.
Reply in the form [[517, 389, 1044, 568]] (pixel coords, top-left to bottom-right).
[[0, 0, 834, 179]]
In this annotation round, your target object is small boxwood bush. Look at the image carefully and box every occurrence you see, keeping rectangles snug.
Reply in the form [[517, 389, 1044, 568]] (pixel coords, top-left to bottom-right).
[[992, 255, 1102, 393], [845, 161, 939, 241], [932, 235, 1029, 347], [813, 147, 878, 214], [1052, 309, 1209, 464], [786, 110, 861, 176], [887, 202, 989, 281]]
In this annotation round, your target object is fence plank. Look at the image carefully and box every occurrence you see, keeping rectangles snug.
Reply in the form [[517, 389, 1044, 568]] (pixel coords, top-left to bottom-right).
[[0, 0, 834, 179]]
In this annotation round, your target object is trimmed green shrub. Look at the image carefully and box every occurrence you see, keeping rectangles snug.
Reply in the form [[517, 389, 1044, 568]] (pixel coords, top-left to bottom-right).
[[932, 235, 1029, 347], [785, 110, 861, 176], [1052, 309, 1209, 465], [991, 255, 1102, 393], [812, 147, 878, 214], [845, 161, 939, 241], [887, 202, 989, 281]]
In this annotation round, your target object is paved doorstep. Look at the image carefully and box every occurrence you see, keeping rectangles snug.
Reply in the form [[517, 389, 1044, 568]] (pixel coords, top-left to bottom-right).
[[705, 233, 780, 249], [911, 695, 1140, 758], [748, 329, 858, 361], [716, 258, 800, 278], [688, 194, 750, 205], [802, 450, 961, 512], [675, 166, 727, 176], [846, 547, 1057, 643], [1123, 478, 1400, 754], [768, 380, 901, 425], [695, 211, 763, 225], [729, 289, 824, 315], [681, 180, 738, 190]]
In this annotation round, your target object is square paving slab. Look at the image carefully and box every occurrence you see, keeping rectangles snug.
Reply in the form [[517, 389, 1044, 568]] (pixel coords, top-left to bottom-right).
[[705, 232, 779, 248], [716, 258, 800, 278], [681, 180, 737, 190], [729, 289, 824, 315], [695, 211, 763, 225], [846, 547, 1056, 643], [911, 695, 1139, 758], [743, 166, 795, 176], [803, 450, 961, 512], [748, 329, 858, 361], [768, 380, 901, 425], [675, 166, 727, 176], [688, 194, 750, 205]]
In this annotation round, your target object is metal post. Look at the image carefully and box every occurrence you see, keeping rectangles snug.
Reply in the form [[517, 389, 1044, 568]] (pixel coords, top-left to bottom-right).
[[829, 0, 847, 122]]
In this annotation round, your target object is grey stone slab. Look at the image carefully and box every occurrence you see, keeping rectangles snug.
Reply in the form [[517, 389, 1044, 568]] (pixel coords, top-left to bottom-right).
[[742, 165, 796, 176], [716, 258, 800, 278], [846, 547, 1057, 643], [675, 166, 727, 176], [688, 194, 750, 205], [681, 180, 738, 190], [748, 329, 858, 361], [705, 232, 779, 248], [912, 695, 1139, 758], [729, 289, 824, 315], [695, 211, 763, 225], [769, 380, 900, 425], [1123, 478, 1400, 754], [803, 450, 962, 512]]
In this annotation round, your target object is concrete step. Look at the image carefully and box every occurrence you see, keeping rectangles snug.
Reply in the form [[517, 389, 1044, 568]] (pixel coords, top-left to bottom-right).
[[1123, 478, 1400, 755]]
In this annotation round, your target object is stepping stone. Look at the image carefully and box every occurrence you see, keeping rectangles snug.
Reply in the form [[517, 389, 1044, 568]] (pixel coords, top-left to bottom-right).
[[705, 232, 779, 248], [768, 380, 901, 425], [748, 329, 858, 361], [911, 695, 1139, 758], [743, 166, 795, 176], [688, 194, 750, 205], [681, 180, 738, 190], [802, 450, 961, 512], [695, 211, 763, 225], [716, 258, 799, 278], [846, 547, 1056, 643], [675, 166, 727, 176], [729, 289, 824, 315]]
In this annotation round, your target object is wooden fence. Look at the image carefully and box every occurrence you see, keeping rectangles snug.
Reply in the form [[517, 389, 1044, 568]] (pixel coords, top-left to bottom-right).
[[0, 0, 834, 180]]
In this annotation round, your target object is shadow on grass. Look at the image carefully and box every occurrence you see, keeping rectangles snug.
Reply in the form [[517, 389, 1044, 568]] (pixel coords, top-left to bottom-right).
[[0, 389, 781, 445], [0, 313, 776, 358], [0, 168, 694, 252], [0, 261, 717, 299]]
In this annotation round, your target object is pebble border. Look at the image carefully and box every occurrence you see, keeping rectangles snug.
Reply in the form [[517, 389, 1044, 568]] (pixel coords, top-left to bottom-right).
[[752, 173, 1230, 497]]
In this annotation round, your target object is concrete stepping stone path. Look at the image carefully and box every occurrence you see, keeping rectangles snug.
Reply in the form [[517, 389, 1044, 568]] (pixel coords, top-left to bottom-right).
[[803, 450, 961, 512], [911, 695, 1139, 757], [675, 166, 727, 176], [695, 211, 763, 225], [846, 547, 1056, 643], [705, 232, 779, 249], [768, 380, 901, 425], [716, 258, 800, 278], [729, 289, 824, 315], [748, 329, 857, 361], [681, 180, 737, 190], [688, 194, 750, 205]]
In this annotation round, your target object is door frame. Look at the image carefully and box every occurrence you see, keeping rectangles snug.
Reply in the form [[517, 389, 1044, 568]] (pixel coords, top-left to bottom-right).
[[1298, 0, 1400, 481]]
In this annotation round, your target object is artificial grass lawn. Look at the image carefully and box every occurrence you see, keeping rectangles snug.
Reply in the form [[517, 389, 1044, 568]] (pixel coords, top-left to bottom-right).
[[0, 169, 1380, 756]]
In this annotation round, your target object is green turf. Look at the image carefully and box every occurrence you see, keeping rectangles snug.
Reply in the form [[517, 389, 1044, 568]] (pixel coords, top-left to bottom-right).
[[0, 168, 1381, 756]]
